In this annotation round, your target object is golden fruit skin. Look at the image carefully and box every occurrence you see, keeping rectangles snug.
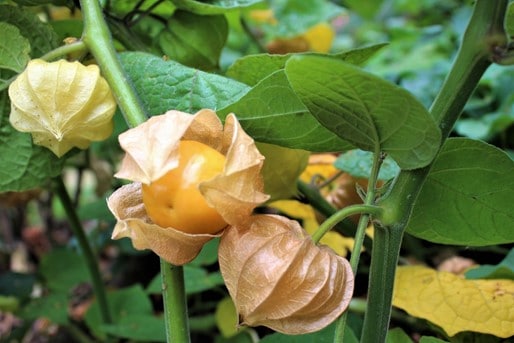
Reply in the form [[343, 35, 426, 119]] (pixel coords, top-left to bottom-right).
[[142, 140, 227, 234]]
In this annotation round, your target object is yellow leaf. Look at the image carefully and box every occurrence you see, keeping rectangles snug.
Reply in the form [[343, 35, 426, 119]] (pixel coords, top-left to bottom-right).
[[270, 200, 354, 257], [393, 265, 514, 338], [299, 154, 338, 185]]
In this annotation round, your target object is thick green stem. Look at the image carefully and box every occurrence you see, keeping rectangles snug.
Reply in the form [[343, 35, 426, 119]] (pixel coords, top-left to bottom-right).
[[361, 1, 508, 342], [53, 176, 112, 325], [79, 0, 147, 128], [79, 2, 190, 343], [161, 260, 191, 343]]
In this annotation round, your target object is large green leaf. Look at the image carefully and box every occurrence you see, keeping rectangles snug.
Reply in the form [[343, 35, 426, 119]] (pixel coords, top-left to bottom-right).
[[218, 70, 353, 152], [0, 5, 59, 58], [171, 0, 263, 15], [285, 55, 441, 169], [226, 44, 387, 86], [0, 23, 30, 73], [0, 92, 65, 192], [408, 138, 514, 246], [119, 52, 249, 115], [158, 10, 228, 70]]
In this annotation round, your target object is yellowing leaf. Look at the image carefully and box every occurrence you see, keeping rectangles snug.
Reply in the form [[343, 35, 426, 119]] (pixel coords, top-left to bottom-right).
[[303, 23, 335, 53], [270, 200, 354, 256], [215, 297, 239, 338], [299, 154, 338, 185], [257, 142, 309, 201], [393, 265, 514, 338]]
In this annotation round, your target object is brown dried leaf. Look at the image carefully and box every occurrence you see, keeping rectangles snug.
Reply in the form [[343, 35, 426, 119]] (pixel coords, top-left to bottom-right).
[[219, 214, 354, 334]]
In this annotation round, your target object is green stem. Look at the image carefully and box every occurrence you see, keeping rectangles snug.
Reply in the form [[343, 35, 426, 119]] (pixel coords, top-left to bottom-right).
[[79, 0, 147, 128], [334, 149, 383, 343], [161, 259, 191, 343], [311, 204, 382, 244], [53, 176, 112, 325], [39, 40, 88, 61], [297, 180, 374, 252], [361, 1, 508, 342], [79, 3, 190, 343]]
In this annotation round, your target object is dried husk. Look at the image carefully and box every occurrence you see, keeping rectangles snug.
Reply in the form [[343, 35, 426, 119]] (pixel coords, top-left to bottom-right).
[[107, 109, 269, 265], [107, 183, 215, 265], [8, 59, 116, 157], [218, 214, 354, 334]]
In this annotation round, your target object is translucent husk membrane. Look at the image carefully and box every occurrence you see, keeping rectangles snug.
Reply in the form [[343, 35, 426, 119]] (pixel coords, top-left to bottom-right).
[[107, 109, 269, 265], [219, 214, 354, 334], [8, 59, 116, 157]]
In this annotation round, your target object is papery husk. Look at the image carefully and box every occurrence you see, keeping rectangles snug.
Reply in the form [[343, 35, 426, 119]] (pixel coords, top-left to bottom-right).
[[218, 214, 354, 334], [114, 109, 269, 227], [107, 182, 218, 265], [9, 59, 116, 157]]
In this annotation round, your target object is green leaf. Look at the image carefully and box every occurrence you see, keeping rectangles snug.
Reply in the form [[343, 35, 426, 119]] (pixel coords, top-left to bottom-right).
[[455, 112, 514, 141], [226, 44, 387, 86], [408, 138, 514, 246], [101, 315, 166, 342], [465, 248, 514, 280], [334, 149, 400, 180], [146, 265, 224, 295], [506, 2, 514, 38], [0, 5, 59, 58], [386, 327, 413, 343], [257, 142, 309, 201], [189, 238, 219, 266], [285, 55, 441, 169], [158, 10, 228, 70], [40, 249, 89, 292], [215, 297, 238, 338], [20, 292, 69, 324], [119, 51, 249, 115], [0, 92, 65, 192], [268, 0, 344, 38], [343, 0, 383, 19], [0, 23, 30, 74], [85, 285, 154, 340], [218, 70, 353, 152], [171, 0, 263, 15]]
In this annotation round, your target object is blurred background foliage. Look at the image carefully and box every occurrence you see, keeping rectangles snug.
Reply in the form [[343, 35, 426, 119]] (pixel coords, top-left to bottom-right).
[[0, 0, 513, 342]]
